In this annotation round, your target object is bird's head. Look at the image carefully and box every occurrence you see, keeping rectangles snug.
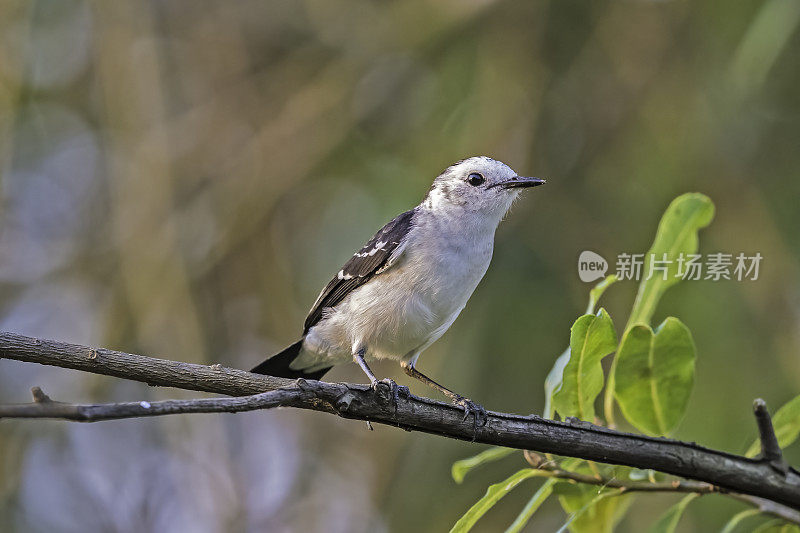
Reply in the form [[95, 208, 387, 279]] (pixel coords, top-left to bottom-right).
[[423, 156, 545, 221]]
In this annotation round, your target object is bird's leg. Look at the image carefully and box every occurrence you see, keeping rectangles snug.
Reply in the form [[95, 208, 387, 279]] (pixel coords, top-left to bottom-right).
[[353, 348, 408, 409], [400, 361, 468, 404], [353, 347, 378, 384], [401, 362, 487, 428]]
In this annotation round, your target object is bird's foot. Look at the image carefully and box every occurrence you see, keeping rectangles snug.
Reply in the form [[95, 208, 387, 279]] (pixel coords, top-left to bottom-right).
[[371, 378, 410, 411], [454, 396, 488, 431]]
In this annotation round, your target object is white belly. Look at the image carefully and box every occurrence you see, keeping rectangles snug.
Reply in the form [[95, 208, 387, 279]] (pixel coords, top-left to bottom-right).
[[292, 229, 494, 372]]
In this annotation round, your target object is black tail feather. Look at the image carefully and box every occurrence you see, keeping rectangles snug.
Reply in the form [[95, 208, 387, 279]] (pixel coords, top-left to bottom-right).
[[250, 340, 331, 381]]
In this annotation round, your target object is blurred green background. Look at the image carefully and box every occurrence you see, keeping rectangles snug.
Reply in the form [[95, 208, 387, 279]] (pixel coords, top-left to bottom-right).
[[1, 1, 799, 531]]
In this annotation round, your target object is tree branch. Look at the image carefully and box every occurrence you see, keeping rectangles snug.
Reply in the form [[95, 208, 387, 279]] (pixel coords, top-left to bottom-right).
[[522, 451, 800, 524], [754, 398, 789, 473], [2, 331, 800, 512], [728, 495, 800, 526], [523, 450, 719, 494], [0, 386, 312, 422]]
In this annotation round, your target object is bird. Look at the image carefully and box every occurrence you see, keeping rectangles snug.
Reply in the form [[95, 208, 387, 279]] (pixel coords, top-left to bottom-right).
[[251, 156, 544, 419]]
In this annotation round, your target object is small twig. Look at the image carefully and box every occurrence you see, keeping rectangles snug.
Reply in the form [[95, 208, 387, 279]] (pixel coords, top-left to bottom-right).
[[754, 398, 789, 474], [0, 386, 313, 422], [31, 386, 52, 403], [524, 452, 800, 525], [728, 494, 800, 526], [530, 456, 719, 495]]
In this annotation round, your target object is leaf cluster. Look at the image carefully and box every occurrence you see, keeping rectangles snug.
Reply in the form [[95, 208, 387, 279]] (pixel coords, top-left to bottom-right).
[[450, 194, 800, 532]]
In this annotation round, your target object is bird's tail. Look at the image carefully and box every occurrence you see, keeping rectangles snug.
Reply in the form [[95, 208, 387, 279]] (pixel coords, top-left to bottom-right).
[[250, 340, 331, 381]]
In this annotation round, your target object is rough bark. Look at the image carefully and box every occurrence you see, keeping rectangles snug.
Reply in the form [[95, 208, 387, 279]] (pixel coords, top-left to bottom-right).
[[2, 331, 799, 511]]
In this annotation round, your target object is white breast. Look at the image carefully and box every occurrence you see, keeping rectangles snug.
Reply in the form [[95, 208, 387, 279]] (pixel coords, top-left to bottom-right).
[[293, 210, 495, 371]]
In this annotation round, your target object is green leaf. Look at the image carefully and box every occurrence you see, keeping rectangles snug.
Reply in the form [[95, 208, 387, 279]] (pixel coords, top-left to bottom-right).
[[626, 193, 715, 328], [504, 479, 557, 533], [605, 194, 713, 425], [557, 488, 629, 533], [450, 469, 550, 533], [746, 394, 800, 457], [544, 276, 618, 419], [553, 463, 632, 533], [553, 309, 617, 421], [720, 509, 760, 533], [751, 520, 800, 533], [451, 447, 516, 483], [648, 494, 699, 533], [586, 275, 619, 315], [544, 348, 571, 419], [614, 317, 696, 435]]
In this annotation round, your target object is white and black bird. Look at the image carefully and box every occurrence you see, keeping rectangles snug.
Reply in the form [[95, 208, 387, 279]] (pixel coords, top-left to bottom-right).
[[252, 156, 544, 417]]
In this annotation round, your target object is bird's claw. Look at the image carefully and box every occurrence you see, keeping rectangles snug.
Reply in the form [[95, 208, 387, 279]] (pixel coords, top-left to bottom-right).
[[371, 378, 409, 411], [455, 396, 488, 430]]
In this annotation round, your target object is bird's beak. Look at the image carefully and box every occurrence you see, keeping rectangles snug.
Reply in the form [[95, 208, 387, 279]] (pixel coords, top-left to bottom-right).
[[490, 176, 546, 190]]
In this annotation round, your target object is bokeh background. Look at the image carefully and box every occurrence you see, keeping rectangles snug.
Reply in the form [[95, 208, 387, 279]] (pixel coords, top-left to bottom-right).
[[1, 1, 799, 531]]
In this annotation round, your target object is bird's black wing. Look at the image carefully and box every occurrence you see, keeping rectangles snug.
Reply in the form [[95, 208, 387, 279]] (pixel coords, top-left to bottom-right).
[[303, 209, 415, 335]]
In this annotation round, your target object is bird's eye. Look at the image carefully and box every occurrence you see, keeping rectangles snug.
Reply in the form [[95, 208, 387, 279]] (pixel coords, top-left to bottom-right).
[[467, 173, 485, 186]]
